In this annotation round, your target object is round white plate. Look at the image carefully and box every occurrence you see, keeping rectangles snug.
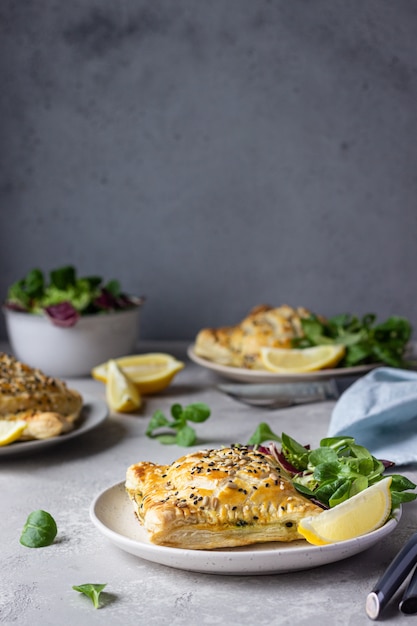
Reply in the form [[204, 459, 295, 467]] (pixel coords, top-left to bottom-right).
[[90, 482, 401, 575], [0, 394, 108, 457], [187, 345, 379, 383]]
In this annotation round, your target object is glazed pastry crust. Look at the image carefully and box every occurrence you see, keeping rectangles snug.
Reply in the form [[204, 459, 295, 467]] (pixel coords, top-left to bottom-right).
[[194, 304, 312, 369], [0, 353, 83, 440], [126, 446, 323, 549]]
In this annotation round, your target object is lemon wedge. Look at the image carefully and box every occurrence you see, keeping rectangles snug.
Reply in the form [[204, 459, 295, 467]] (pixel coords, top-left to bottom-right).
[[298, 477, 392, 545], [105, 360, 142, 413], [92, 353, 185, 395], [260, 345, 346, 373], [0, 420, 27, 446]]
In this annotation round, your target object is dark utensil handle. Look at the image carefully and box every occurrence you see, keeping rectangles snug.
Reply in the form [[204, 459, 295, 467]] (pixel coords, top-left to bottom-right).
[[365, 532, 417, 620], [399, 564, 417, 614]]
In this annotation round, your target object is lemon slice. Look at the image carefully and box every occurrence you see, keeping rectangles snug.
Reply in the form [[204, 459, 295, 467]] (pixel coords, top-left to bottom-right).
[[260, 345, 346, 373], [92, 353, 185, 395], [298, 477, 392, 545], [0, 420, 27, 446], [105, 360, 142, 413]]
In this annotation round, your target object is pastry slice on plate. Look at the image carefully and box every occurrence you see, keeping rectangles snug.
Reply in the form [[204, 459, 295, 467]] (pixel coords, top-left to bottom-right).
[[194, 304, 313, 369], [125, 445, 323, 549], [0, 353, 83, 440]]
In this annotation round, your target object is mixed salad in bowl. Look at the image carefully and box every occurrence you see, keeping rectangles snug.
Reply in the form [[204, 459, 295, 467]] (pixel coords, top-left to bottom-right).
[[4, 265, 143, 328], [2, 265, 144, 376]]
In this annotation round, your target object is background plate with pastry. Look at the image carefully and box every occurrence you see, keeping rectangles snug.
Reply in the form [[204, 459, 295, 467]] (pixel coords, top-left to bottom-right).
[[0, 394, 108, 457], [189, 304, 412, 382], [0, 351, 107, 456]]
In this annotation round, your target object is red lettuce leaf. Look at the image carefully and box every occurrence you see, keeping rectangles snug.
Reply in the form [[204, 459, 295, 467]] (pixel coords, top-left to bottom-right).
[[44, 302, 80, 327], [4, 302, 28, 312], [93, 289, 137, 311]]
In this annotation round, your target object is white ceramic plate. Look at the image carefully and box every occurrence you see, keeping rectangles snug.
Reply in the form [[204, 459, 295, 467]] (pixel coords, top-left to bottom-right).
[[0, 394, 108, 457], [187, 345, 379, 383], [90, 482, 401, 575]]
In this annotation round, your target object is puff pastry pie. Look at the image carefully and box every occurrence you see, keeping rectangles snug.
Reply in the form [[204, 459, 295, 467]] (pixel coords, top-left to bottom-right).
[[126, 445, 323, 549], [0, 353, 83, 440], [194, 304, 312, 369]]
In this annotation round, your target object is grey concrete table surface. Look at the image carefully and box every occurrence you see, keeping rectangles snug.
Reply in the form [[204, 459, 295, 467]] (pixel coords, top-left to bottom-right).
[[1, 341, 416, 626]]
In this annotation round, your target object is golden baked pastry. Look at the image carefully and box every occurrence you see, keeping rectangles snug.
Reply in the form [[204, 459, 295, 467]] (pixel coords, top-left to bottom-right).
[[125, 445, 323, 549], [0, 353, 83, 440], [194, 304, 312, 368]]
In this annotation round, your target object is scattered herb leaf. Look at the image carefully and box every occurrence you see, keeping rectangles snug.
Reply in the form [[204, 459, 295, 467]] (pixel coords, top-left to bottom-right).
[[20, 510, 58, 548], [146, 402, 211, 446], [72, 583, 107, 609]]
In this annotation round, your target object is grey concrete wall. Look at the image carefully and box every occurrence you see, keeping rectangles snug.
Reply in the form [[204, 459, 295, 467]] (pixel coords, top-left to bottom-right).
[[1, 0, 417, 340]]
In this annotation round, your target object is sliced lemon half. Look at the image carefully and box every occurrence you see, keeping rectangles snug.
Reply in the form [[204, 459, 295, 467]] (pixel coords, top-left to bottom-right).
[[105, 360, 142, 413], [298, 476, 392, 545], [0, 420, 27, 446], [92, 353, 185, 395], [260, 344, 346, 373]]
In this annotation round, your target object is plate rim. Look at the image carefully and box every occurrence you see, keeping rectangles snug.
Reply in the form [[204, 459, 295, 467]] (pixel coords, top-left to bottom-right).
[[90, 481, 401, 574], [187, 344, 380, 383], [0, 393, 108, 457]]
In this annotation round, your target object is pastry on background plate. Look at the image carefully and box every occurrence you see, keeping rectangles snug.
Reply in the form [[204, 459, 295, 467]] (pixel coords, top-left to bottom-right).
[[194, 304, 313, 369], [125, 445, 323, 549], [0, 353, 83, 441]]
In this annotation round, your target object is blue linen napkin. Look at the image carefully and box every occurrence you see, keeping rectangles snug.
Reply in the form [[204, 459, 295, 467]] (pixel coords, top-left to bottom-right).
[[328, 367, 417, 465]]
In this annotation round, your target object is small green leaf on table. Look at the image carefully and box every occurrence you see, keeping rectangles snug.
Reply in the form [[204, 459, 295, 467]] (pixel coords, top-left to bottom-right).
[[72, 583, 107, 609], [146, 403, 211, 446], [20, 510, 58, 548]]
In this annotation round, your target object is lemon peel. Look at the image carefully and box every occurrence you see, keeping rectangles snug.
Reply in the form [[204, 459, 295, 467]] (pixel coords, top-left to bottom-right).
[[260, 345, 346, 373], [298, 477, 392, 545], [92, 353, 184, 395]]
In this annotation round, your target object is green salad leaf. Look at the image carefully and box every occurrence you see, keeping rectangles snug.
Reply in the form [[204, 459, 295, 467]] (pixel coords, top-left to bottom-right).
[[146, 403, 211, 446], [246, 425, 417, 509], [20, 510, 58, 548], [247, 422, 282, 446], [72, 583, 107, 609], [293, 312, 412, 367]]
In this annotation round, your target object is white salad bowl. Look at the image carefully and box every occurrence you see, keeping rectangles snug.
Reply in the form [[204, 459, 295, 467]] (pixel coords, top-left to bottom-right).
[[3, 304, 142, 378]]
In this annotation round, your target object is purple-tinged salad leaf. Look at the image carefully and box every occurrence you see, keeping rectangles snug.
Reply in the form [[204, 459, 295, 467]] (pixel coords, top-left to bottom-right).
[[93, 285, 141, 313], [94, 280, 141, 310], [44, 302, 80, 327], [4, 265, 142, 322], [5, 301, 28, 313], [93, 290, 118, 311]]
